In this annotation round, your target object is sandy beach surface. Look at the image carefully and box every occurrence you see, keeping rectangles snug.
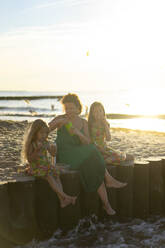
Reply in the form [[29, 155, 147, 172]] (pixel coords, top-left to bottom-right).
[[0, 120, 165, 182]]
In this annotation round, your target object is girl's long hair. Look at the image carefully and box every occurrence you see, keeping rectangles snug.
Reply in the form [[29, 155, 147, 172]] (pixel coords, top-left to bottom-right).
[[21, 119, 48, 163], [88, 102, 105, 138]]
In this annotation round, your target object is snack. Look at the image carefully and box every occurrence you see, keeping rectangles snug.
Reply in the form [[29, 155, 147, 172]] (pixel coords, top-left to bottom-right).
[[65, 122, 72, 131]]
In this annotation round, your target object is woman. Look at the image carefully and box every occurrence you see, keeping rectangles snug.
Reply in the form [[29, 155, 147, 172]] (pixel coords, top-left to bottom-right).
[[49, 93, 126, 215]]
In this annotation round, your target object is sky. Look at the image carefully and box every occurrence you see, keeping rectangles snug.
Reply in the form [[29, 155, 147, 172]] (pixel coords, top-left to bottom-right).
[[0, 0, 165, 92]]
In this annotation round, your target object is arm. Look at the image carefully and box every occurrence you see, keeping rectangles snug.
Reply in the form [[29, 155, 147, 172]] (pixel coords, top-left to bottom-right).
[[103, 119, 111, 141], [27, 143, 41, 163], [48, 115, 69, 132]]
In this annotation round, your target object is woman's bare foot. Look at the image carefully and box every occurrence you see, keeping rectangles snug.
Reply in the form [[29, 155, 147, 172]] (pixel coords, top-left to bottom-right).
[[106, 182, 127, 188], [60, 197, 72, 208], [103, 203, 116, 215], [106, 180, 127, 188]]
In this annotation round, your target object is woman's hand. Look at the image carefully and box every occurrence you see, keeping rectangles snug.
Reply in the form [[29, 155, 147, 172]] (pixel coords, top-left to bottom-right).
[[68, 120, 91, 144], [69, 126, 80, 136], [49, 115, 69, 131]]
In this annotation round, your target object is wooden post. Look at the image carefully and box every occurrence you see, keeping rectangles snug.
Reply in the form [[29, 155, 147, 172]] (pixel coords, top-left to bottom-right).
[[161, 159, 165, 215], [148, 158, 164, 215], [8, 177, 37, 244], [35, 178, 59, 240], [59, 170, 81, 231], [0, 235, 15, 248], [133, 161, 149, 218], [0, 182, 14, 245], [116, 165, 134, 219], [161, 157, 165, 215], [80, 189, 100, 218]]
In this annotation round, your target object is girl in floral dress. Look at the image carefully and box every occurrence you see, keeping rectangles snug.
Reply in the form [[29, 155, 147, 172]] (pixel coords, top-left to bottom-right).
[[88, 102, 134, 165], [21, 119, 76, 208]]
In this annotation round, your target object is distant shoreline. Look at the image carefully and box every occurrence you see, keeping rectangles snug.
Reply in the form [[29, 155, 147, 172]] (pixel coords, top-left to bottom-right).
[[0, 95, 63, 100]]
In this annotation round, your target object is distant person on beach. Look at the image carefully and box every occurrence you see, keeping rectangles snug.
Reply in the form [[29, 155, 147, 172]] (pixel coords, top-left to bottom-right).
[[88, 102, 134, 165], [21, 119, 77, 208], [49, 93, 127, 216]]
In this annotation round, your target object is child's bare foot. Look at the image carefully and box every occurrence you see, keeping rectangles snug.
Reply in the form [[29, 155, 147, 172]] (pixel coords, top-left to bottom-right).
[[106, 178, 127, 188], [103, 203, 116, 215], [60, 195, 77, 208]]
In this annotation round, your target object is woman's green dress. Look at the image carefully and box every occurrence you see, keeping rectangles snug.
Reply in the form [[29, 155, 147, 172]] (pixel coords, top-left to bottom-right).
[[56, 125, 106, 192]]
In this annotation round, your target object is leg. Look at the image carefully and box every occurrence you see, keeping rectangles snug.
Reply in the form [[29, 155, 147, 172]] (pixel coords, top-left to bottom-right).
[[55, 175, 77, 207], [46, 175, 77, 208], [97, 182, 116, 215], [105, 168, 127, 188]]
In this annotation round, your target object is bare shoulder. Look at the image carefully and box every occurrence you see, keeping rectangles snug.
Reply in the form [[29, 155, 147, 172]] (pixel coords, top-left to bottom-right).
[[81, 118, 88, 128]]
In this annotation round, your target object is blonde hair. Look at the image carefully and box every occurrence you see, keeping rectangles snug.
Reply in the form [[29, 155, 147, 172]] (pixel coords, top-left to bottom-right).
[[88, 102, 105, 138], [21, 119, 48, 163]]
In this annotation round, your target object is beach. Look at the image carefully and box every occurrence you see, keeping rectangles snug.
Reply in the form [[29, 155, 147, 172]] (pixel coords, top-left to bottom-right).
[[1, 120, 165, 248], [0, 120, 165, 182]]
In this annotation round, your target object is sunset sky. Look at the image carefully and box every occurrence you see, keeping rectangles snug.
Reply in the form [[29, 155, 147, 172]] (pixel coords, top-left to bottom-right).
[[0, 0, 165, 92]]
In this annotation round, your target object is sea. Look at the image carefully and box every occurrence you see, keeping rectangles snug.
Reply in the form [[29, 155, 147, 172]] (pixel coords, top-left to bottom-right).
[[0, 89, 165, 133], [1, 89, 165, 248]]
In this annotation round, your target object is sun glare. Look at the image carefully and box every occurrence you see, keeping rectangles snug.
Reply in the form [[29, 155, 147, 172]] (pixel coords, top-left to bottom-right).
[[122, 88, 165, 116]]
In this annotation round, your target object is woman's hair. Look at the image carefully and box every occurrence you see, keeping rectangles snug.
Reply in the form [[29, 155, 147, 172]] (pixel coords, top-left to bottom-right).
[[88, 102, 105, 137], [21, 119, 48, 163], [61, 93, 82, 114]]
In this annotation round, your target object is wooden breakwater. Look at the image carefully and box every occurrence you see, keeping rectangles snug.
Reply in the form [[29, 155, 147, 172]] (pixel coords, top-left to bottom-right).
[[1, 158, 165, 248]]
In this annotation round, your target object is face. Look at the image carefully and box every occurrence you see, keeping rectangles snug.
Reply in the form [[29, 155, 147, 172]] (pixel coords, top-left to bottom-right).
[[36, 127, 49, 142], [92, 105, 105, 120], [64, 102, 79, 118]]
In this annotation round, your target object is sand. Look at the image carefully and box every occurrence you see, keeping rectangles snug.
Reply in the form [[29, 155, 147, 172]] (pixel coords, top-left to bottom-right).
[[0, 120, 165, 182]]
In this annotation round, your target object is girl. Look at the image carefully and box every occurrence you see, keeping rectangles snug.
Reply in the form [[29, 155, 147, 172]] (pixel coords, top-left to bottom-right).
[[88, 102, 134, 165], [21, 119, 77, 208]]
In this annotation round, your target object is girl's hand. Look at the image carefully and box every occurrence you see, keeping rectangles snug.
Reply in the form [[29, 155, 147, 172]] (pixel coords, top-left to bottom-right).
[[48, 143, 57, 156], [36, 141, 45, 151]]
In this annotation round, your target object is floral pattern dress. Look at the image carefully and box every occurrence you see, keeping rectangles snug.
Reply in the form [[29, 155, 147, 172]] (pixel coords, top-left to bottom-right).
[[91, 125, 126, 165], [26, 142, 58, 177]]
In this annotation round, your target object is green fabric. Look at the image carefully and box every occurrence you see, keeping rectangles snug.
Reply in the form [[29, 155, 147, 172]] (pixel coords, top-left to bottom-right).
[[56, 125, 106, 192]]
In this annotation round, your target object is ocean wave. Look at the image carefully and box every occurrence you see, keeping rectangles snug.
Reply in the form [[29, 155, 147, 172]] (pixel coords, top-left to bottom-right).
[[1, 109, 165, 120], [16, 216, 165, 248]]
